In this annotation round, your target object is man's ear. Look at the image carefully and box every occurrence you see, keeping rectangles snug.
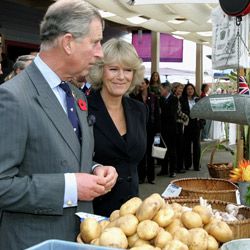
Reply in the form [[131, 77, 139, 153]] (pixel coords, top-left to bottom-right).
[[61, 33, 74, 55], [15, 68, 21, 75]]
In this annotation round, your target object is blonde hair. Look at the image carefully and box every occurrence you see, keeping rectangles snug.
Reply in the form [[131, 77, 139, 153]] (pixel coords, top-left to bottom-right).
[[172, 82, 183, 94], [87, 38, 145, 94]]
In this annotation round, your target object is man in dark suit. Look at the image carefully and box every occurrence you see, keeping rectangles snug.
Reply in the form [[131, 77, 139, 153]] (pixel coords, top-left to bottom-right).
[[0, 1, 117, 249], [158, 82, 178, 177]]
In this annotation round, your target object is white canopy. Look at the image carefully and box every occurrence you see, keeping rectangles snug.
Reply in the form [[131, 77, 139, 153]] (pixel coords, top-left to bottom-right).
[[86, 0, 220, 45]]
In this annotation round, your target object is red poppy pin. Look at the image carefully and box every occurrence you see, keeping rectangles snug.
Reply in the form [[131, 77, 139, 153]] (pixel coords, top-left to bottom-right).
[[78, 99, 87, 111]]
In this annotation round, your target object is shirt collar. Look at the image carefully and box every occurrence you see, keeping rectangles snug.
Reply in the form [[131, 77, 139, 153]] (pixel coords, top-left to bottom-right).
[[165, 93, 171, 99], [34, 54, 61, 89]]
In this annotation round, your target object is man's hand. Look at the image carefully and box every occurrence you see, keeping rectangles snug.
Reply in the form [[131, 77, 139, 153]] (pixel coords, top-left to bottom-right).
[[93, 166, 118, 193], [75, 173, 107, 201]]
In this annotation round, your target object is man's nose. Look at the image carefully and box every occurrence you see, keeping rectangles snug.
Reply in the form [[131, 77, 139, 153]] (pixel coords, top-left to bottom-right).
[[95, 42, 103, 58]]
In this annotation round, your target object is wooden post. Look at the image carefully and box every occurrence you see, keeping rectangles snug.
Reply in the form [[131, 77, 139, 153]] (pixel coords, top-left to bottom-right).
[[151, 31, 160, 74], [236, 128, 244, 164], [236, 68, 245, 165], [196, 43, 203, 95]]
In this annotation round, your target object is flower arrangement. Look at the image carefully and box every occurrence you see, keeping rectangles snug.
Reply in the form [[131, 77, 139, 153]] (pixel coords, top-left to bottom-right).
[[229, 159, 250, 182], [230, 159, 250, 206]]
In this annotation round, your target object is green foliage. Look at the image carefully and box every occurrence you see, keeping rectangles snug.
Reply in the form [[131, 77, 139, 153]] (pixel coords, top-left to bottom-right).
[[227, 70, 237, 82], [200, 139, 234, 167], [245, 184, 250, 206]]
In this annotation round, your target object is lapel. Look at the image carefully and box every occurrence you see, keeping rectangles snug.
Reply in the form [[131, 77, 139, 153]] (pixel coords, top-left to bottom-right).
[[90, 91, 136, 154], [70, 86, 92, 169], [123, 97, 140, 153], [26, 63, 81, 163]]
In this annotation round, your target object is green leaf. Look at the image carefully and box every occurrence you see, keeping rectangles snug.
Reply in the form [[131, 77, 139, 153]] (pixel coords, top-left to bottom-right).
[[245, 185, 250, 206]]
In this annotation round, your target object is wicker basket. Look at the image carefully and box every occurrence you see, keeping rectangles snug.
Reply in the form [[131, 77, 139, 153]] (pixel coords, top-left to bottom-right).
[[170, 178, 238, 203], [207, 142, 233, 179], [166, 198, 250, 239], [207, 163, 233, 179]]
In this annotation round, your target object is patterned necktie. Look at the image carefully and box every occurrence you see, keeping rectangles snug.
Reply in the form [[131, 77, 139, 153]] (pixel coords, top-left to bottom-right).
[[82, 84, 91, 96], [59, 81, 81, 142]]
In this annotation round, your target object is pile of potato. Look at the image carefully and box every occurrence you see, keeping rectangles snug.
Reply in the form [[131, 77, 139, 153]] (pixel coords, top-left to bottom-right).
[[78, 193, 234, 249]]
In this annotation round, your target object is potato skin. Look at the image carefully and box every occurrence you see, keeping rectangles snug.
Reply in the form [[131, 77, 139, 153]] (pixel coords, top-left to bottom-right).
[[137, 220, 160, 240], [173, 227, 190, 246], [192, 205, 212, 225], [208, 221, 233, 243], [119, 197, 142, 216], [207, 235, 219, 250], [154, 228, 172, 248], [136, 194, 163, 221], [127, 233, 140, 248], [80, 218, 101, 243], [165, 218, 184, 235], [109, 210, 120, 221], [189, 228, 208, 250], [99, 227, 128, 249], [116, 214, 139, 236], [162, 239, 189, 250], [99, 220, 110, 231], [133, 239, 150, 247], [130, 245, 156, 250], [153, 206, 175, 227], [181, 211, 203, 229]]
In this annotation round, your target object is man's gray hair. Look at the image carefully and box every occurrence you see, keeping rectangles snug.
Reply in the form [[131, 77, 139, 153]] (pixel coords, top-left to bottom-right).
[[16, 54, 35, 62], [40, 0, 103, 50], [13, 54, 35, 72]]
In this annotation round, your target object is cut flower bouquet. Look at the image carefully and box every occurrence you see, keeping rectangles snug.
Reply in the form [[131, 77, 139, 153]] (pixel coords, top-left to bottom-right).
[[230, 159, 250, 182], [230, 159, 250, 206]]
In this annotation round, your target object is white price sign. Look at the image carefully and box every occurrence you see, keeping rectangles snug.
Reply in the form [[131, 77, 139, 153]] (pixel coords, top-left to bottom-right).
[[162, 184, 182, 198], [75, 212, 108, 222]]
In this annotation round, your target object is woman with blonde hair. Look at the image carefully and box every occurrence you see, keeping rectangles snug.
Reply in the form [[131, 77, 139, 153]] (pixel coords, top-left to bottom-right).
[[87, 38, 147, 216]]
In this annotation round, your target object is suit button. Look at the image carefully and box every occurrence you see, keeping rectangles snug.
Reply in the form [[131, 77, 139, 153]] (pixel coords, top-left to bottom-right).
[[127, 176, 132, 182], [61, 160, 68, 167], [117, 177, 124, 183]]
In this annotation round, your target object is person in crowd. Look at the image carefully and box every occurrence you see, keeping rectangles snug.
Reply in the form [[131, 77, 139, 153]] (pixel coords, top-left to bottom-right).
[[181, 83, 203, 171], [172, 82, 189, 174], [200, 83, 212, 141], [0, 52, 13, 83], [71, 75, 92, 96], [0, 1, 118, 249], [87, 38, 147, 217], [131, 78, 160, 184], [158, 82, 178, 178], [200, 83, 210, 98], [216, 87, 222, 94], [149, 71, 161, 97], [4, 54, 35, 81], [0, 61, 3, 76]]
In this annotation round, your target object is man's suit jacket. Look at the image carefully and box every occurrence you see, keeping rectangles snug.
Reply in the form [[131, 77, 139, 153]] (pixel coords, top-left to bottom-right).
[[159, 94, 178, 135], [0, 62, 94, 249], [88, 90, 147, 217]]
